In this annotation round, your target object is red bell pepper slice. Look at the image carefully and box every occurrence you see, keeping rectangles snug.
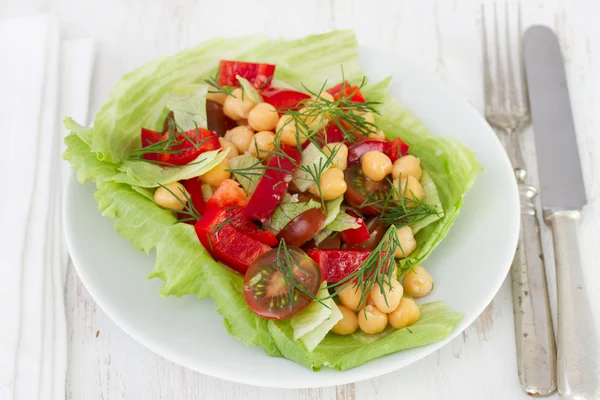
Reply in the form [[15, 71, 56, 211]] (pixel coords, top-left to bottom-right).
[[387, 138, 410, 162], [347, 140, 388, 164], [339, 213, 370, 245], [195, 207, 273, 274], [260, 87, 311, 111], [326, 81, 365, 103], [218, 60, 276, 89], [307, 249, 371, 283], [206, 179, 247, 210], [140, 128, 164, 161], [244, 145, 302, 222], [181, 178, 206, 214], [227, 208, 278, 247], [157, 128, 221, 166]]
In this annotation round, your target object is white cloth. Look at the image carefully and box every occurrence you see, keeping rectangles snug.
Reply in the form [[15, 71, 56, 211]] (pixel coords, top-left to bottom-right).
[[0, 14, 94, 400]]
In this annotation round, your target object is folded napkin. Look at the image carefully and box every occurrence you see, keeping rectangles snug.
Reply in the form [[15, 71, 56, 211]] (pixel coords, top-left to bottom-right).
[[0, 14, 94, 400]]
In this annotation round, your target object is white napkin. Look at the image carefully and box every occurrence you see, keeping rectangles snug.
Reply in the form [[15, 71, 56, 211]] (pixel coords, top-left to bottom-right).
[[0, 14, 94, 400]]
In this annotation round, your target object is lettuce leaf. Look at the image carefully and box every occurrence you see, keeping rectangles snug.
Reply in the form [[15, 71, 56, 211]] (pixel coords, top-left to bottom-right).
[[237, 76, 262, 104], [409, 170, 444, 234], [313, 196, 344, 244], [229, 154, 262, 193], [324, 211, 361, 233], [63, 133, 119, 184], [263, 200, 321, 235], [293, 143, 328, 192], [166, 84, 208, 131]]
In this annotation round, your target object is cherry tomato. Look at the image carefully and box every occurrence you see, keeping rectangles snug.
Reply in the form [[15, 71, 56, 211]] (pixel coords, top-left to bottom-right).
[[278, 208, 326, 247], [206, 99, 237, 137], [244, 247, 321, 319], [344, 165, 391, 215], [260, 87, 311, 111], [157, 128, 221, 166]]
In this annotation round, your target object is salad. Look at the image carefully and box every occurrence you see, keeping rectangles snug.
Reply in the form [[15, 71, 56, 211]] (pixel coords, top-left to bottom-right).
[[64, 31, 481, 371]]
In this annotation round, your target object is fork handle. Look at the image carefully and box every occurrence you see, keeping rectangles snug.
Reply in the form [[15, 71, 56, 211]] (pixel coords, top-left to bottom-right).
[[511, 181, 557, 396]]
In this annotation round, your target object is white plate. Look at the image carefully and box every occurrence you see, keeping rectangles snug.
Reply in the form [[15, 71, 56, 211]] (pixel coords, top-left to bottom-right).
[[64, 45, 519, 388]]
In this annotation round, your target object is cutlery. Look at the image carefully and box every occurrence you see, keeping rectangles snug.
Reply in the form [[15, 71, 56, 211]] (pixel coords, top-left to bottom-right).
[[524, 25, 600, 400], [482, 4, 557, 396]]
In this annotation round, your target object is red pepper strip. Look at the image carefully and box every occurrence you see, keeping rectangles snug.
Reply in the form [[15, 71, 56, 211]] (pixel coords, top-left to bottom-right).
[[157, 128, 221, 167], [387, 138, 410, 162], [347, 140, 388, 164], [306, 249, 371, 283], [218, 60, 276, 89], [326, 81, 365, 103], [260, 87, 311, 112], [206, 179, 247, 210], [140, 128, 164, 161], [195, 207, 272, 274], [227, 208, 278, 247], [244, 145, 302, 222], [181, 178, 206, 214], [339, 213, 370, 245]]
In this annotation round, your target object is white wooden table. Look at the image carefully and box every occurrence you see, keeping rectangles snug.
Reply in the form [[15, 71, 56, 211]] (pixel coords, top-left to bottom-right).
[[6, 0, 600, 398]]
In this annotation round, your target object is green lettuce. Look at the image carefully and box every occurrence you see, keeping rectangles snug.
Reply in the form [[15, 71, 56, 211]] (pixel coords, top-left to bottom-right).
[[166, 84, 208, 131], [263, 200, 321, 235], [313, 196, 344, 244], [229, 154, 262, 193], [64, 30, 479, 372]]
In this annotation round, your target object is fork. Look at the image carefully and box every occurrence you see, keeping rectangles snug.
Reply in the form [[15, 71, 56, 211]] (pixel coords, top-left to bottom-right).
[[482, 4, 557, 396]]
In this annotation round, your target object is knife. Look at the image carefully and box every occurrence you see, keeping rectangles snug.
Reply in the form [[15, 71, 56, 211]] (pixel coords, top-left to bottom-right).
[[524, 25, 600, 400]]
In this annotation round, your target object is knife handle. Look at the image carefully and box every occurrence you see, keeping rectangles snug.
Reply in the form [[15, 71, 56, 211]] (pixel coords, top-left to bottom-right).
[[511, 183, 557, 396], [546, 210, 600, 400]]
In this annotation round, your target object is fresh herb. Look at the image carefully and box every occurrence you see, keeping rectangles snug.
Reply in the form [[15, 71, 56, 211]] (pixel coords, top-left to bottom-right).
[[204, 74, 235, 97], [156, 182, 202, 223]]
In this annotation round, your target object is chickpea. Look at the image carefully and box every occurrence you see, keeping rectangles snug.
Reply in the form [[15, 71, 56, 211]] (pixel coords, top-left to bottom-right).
[[369, 279, 404, 313], [322, 142, 348, 171], [223, 88, 259, 121], [314, 91, 334, 102], [395, 226, 417, 258], [206, 91, 227, 105], [337, 283, 363, 311], [369, 129, 386, 140], [361, 150, 393, 182], [200, 158, 231, 187], [317, 167, 347, 200], [343, 109, 376, 134], [224, 125, 254, 153], [299, 107, 328, 131], [331, 305, 359, 335], [248, 102, 278, 131], [218, 138, 239, 160], [392, 155, 422, 181], [153, 182, 189, 211], [276, 115, 307, 146], [393, 175, 424, 202], [388, 297, 421, 329], [249, 131, 275, 158], [358, 305, 388, 335], [402, 265, 434, 298]]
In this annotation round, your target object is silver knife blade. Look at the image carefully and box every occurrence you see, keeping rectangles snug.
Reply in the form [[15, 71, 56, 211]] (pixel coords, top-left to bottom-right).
[[523, 25, 586, 210]]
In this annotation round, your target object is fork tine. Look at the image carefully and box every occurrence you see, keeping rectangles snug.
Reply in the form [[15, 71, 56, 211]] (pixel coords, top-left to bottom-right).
[[493, 3, 506, 113], [505, 2, 517, 114], [517, 3, 530, 114], [481, 4, 494, 115]]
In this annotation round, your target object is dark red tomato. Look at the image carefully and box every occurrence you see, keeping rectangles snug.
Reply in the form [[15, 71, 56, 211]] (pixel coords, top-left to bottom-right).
[[157, 128, 221, 166], [344, 165, 391, 216], [260, 87, 311, 111], [162, 111, 175, 133], [347, 140, 389, 164], [244, 247, 321, 319], [302, 235, 342, 251], [278, 207, 326, 247], [206, 99, 237, 137], [347, 217, 387, 250], [388, 138, 410, 162], [307, 249, 371, 283], [326, 81, 365, 103], [218, 60, 276, 88]]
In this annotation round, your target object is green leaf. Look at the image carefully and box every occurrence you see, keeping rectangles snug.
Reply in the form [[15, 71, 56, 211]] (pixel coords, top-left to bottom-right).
[[293, 143, 328, 192], [236, 76, 262, 104], [325, 212, 361, 233], [313, 196, 344, 245], [263, 200, 321, 235], [166, 84, 208, 131], [229, 154, 263, 193], [409, 170, 444, 234], [63, 133, 119, 184]]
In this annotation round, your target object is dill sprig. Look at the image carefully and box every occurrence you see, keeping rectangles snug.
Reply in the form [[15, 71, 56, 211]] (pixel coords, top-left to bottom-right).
[[156, 182, 202, 223], [204, 74, 235, 97]]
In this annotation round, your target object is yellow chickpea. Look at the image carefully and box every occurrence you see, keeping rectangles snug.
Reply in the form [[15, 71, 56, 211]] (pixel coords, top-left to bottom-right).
[[393, 175, 424, 202], [388, 297, 421, 329], [299, 107, 328, 131], [249, 131, 275, 158], [218, 138, 239, 160], [361, 150, 393, 182], [317, 167, 347, 200], [402, 265, 434, 298], [276, 115, 307, 146], [314, 91, 334, 102], [392, 155, 422, 181], [322, 142, 348, 171], [338, 284, 363, 311], [343, 109, 376, 134], [200, 158, 231, 187], [223, 88, 259, 121], [395, 226, 417, 258], [153, 182, 189, 211], [206, 91, 227, 105], [369, 278, 404, 313], [224, 125, 254, 154], [369, 129, 386, 140], [358, 305, 388, 335], [247, 102, 279, 131], [331, 305, 359, 335]]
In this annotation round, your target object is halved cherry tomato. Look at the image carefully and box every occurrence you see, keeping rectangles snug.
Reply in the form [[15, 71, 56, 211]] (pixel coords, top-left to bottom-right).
[[218, 60, 276, 89], [206, 179, 247, 210], [339, 212, 370, 245], [260, 87, 311, 111], [157, 128, 221, 166], [302, 235, 342, 251], [387, 138, 410, 162], [278, 207, 326, 247], [206, 99, 237, 137], [347, 140, 388, 164], [344, 165, 391, 216], [307, 248, 371, 283], [244, 247, 321, 319], [326, 81, 365, 103]]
